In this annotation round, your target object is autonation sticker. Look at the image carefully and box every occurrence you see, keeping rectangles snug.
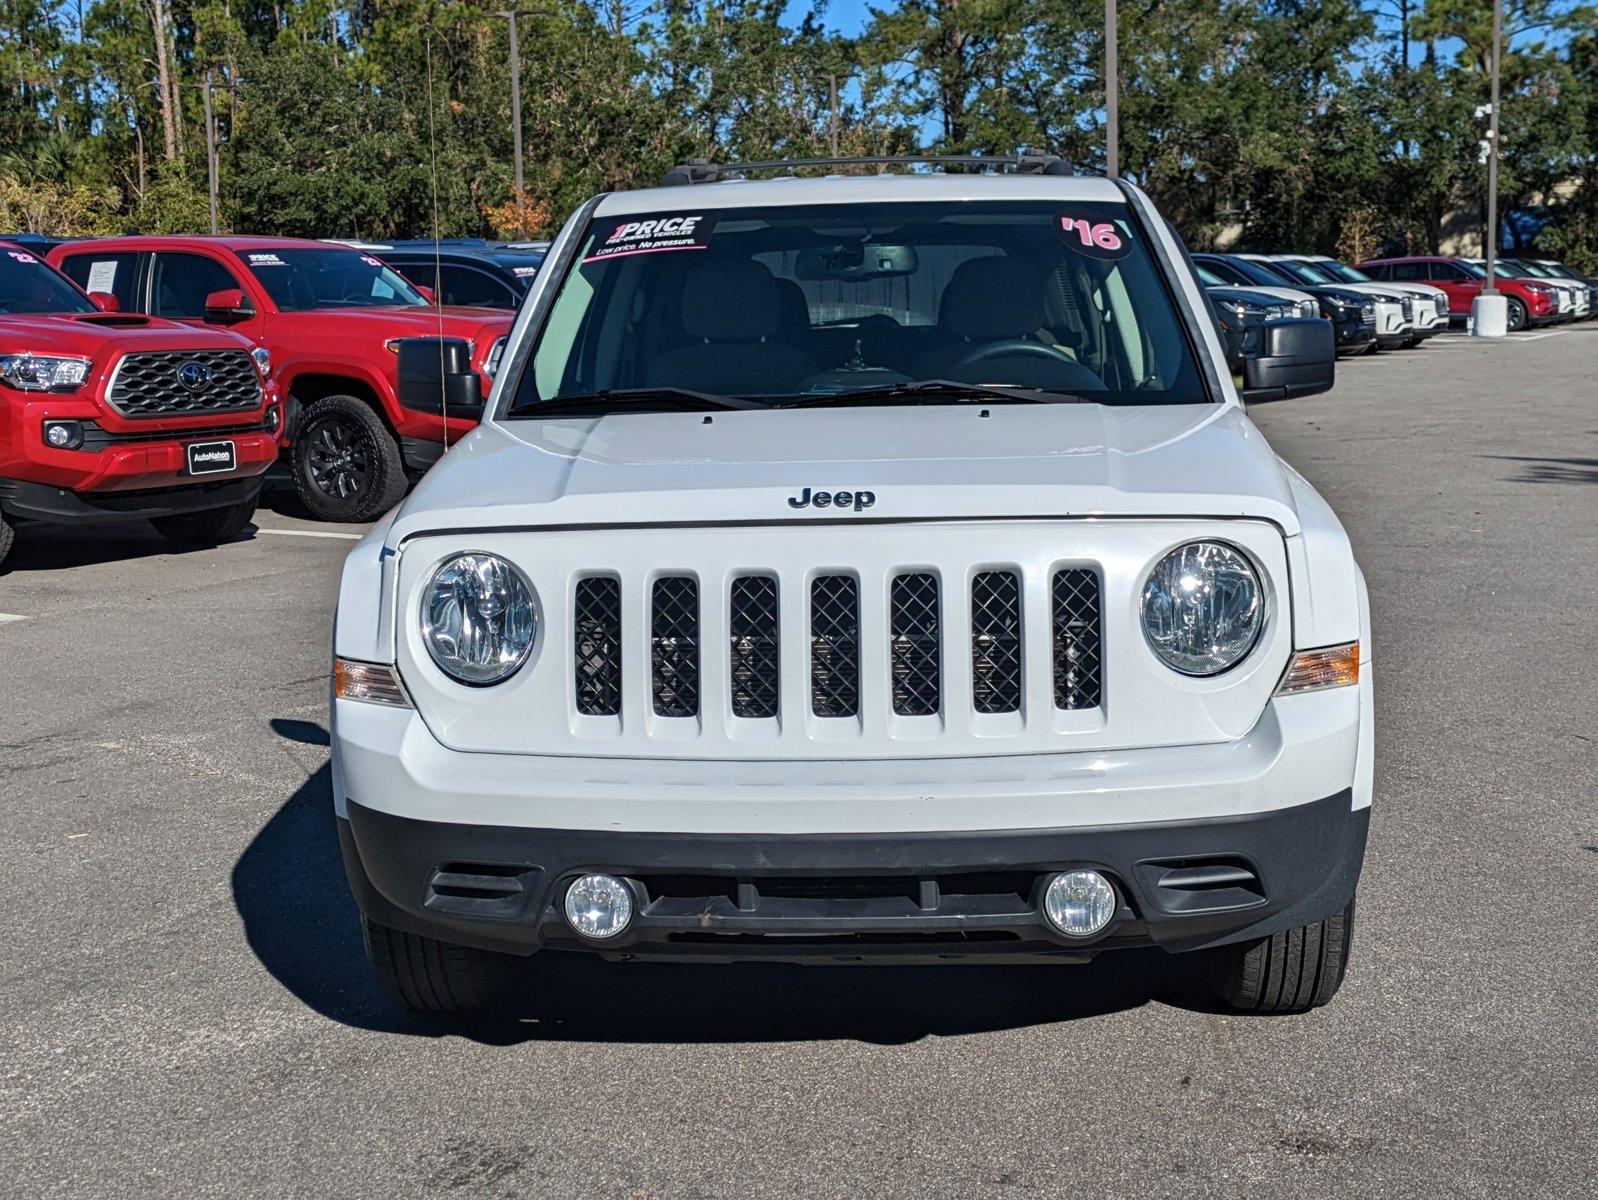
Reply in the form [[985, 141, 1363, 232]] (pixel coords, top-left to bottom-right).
[[583, 213, 718, 264]]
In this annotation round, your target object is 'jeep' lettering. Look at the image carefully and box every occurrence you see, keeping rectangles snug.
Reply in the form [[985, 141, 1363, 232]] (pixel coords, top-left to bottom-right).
[[787, 487, 876, 513]]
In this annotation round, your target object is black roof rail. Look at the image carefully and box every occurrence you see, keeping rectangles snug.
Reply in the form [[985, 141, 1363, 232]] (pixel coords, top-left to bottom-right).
[[659, 153, 1076, 187]]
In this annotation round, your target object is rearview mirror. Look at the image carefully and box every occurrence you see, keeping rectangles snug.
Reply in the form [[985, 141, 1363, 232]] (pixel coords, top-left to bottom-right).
[[88, 291, 120, 312], [795, 243, 917, 281], [204, 288, 253, 323], [1240, 317, 1335, 403], [394, 337, 484, 419]]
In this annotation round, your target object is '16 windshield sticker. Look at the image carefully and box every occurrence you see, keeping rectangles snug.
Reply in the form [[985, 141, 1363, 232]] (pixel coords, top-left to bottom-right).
[[1054, 213, 1130, 260], [583, 213, 718, 264]]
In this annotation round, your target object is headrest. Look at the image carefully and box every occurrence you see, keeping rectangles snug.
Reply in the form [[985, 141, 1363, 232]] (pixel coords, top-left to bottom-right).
[[771, 277, 810, 334], [681, 259, 781, 340], [940, 256, 1047, 338]]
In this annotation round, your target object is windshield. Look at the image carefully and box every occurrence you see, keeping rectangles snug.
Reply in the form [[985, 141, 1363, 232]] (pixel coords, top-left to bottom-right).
[[512, 200, 1210, 410], [1317, 260, 1373, 284], [1458, 260, 1487, 279], [1272, 259, 1337, 285], [1493, 262, 1537, 279], [1229, 258, 1298, 287], [0, 247, 95, 315], [1196, 264, 1228, 287], [242, 248, 427, 311]]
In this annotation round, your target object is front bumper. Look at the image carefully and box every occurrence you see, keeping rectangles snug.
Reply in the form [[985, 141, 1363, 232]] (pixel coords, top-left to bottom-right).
[[340, 789, 1367, 964], [0, 474, 264, 523]]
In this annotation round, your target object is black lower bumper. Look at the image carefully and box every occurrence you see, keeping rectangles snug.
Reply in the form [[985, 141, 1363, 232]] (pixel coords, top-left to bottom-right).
[[340, 791, 1369, 964], [0, 475, 262, 524]]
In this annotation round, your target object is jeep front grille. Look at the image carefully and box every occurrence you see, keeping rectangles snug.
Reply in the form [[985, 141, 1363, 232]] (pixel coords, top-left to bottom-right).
[[729, 575, 780, 719], [810, 574, 860, 717], [650, 576, 699, 717], [574, 567, 1102, 721], [574, 577, 622, 716], [971, 571, 1023, 714], [105, 349, 262, 418]]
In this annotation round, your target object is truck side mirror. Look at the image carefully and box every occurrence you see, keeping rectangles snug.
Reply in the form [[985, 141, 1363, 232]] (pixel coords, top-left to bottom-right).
[[1240, 317, 1335, 403], [394, 337, 484, 419], [88, 291, 121, 312], [204, 288, 253, 323]]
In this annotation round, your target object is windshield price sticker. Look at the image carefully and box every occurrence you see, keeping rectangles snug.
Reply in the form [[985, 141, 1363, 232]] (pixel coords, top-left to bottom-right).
[[7, 251, 38, 264], [1055, 214, 1129, 260], [584, 213, 718, 264], [247, 252, 285, 266], [360, 255, 383, 267]]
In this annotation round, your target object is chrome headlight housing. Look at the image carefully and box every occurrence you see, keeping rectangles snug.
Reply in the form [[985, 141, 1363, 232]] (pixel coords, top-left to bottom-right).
[[421, 552, 538, 685], [250, 347, 272, 378], [1140, 541, 1266, 676], [0, 353, 91, 392]]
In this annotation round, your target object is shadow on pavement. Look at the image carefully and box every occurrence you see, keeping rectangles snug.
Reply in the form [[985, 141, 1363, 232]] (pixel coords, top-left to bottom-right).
[[1486, 453, 1598, 485], [0, 519, 253, 573], [234, 736, 1220, 1046]]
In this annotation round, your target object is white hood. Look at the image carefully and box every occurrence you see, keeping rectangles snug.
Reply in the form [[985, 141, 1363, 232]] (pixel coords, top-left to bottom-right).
[[385, 403, 1308, 543]]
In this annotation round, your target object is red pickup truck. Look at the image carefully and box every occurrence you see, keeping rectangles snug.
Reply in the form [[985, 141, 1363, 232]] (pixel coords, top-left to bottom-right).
[[50, 237, 513, 521], [0, 243, 281, 571]]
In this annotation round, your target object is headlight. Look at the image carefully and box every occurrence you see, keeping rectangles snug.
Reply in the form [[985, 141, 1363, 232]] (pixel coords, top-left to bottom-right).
[[421, 552, 538, 685], [250, 347, 271, 378], [1265, 303, 1293, 321], [1217, 297, 1259, 319], [1140, 541, 1265, 676], [0, 353, 91, 392]]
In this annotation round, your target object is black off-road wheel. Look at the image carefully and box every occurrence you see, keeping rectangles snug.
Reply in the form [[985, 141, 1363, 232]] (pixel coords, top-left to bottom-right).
[[150, 495, 259, 547], [1210, 899, 1355, 1014], [0, 509, 14, 572], [292, 394, 407, 523], [1505, 297, 1528, 332], [362, 915, 520, 1015]]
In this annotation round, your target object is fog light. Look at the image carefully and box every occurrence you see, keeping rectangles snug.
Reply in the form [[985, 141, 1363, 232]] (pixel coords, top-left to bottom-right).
[[564, 873, 633, 940], [1042, 870, 1117, 938], [43, 420, 83, 449]]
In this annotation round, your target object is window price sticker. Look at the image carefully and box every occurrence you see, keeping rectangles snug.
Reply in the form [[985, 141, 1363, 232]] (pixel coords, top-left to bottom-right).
[[583, 213, 719, 264], [1054, 214, 1130, 260]]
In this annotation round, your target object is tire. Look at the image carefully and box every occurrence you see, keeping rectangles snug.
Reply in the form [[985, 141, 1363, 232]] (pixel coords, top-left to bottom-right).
[[361, 915, 519, 1014], [1210, 899, 1355, 1014], [292, 394, 407, 523], [1506, 297, 1528, 332], [0, 509, 14, 573], [150, 495, 258, 547]]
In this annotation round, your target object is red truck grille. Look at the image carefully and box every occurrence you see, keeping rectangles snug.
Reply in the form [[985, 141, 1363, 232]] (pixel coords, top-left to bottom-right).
[[105, 350, 262, 419]]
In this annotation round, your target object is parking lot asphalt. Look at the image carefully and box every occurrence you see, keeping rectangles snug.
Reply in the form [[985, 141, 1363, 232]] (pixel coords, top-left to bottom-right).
[[2, 328, 1594, 1199]]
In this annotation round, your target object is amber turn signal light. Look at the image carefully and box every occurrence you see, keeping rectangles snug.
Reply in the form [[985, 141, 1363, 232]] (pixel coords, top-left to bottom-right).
[[333, 658, 412, 707], [1276, 642, 1360, 696]]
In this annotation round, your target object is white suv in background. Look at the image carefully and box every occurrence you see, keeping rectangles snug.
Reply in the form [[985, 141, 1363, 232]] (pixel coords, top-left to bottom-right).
[[1274, 255, 1451, 343], [330, 157, 1373, 1019]]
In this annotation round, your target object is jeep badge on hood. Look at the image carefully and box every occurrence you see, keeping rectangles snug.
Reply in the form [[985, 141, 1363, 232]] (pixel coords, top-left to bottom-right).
[[787, 487, 876, 512]]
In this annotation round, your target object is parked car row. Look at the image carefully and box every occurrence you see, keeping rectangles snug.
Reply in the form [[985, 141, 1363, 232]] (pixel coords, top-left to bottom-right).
[[3, 220, 1594, 572]]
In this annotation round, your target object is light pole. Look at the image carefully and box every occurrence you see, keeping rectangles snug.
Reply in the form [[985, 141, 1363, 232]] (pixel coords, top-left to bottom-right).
[[494, 9, 551, 234], [201, 73, 219, 235], [1105, 0, 1119, 176], [1471, 0, 1507, 336]]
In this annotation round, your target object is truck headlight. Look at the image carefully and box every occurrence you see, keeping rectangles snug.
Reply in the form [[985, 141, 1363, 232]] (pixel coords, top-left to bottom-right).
[[251, 347, 272, 378], [0, 353, 91, 392], [484, 336, 508, 377], [1140, 541, 1265, 676], [421, 552, 538, 685]]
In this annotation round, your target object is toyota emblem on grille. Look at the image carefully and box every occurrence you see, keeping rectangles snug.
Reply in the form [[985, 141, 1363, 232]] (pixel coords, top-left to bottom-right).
[[176, 360, 212, 391]]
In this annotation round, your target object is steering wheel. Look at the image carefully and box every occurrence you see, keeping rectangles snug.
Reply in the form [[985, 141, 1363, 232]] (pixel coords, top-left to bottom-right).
[[952, 339, 1072, 368]]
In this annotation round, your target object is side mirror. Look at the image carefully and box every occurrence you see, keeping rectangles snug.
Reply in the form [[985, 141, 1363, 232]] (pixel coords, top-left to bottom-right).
[[1240, 317, 1335, 403], [88, 291, 121, 312], [394, 337, 484, 419], [204, 288, 253, 323], [415, 284, 437, 305]]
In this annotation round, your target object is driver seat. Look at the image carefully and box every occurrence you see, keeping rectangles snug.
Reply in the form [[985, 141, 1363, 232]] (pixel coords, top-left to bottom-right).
[[919, 256, 1104, 391]]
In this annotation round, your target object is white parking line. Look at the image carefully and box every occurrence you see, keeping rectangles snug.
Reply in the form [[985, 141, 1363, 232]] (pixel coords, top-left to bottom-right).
[[0, 613, 29, 624], [255, 528, 363, 541]]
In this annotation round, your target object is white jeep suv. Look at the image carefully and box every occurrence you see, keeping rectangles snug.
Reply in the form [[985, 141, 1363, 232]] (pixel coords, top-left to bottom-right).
[[331, 156, 1372, 1017]]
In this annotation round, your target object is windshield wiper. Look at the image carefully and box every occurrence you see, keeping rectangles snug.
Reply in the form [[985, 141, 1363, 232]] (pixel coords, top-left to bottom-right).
[[506, 387, 763, 418], [776, 379, 1086, 409]]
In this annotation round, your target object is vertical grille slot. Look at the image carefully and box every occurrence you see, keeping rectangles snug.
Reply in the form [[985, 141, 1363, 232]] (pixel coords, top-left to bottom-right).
[[810, 575, 859, 717], [890, 573, 941, 716], [650, 576, 699, 717], [1052, 568, 1102, 709], [970, 571, 1022, 714], [729, 576, 779, 719], [573, 577, 622, 716]]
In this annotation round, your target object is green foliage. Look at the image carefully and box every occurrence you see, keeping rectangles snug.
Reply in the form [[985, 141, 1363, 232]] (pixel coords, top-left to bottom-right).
[[0, 0, 1592, 264]]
